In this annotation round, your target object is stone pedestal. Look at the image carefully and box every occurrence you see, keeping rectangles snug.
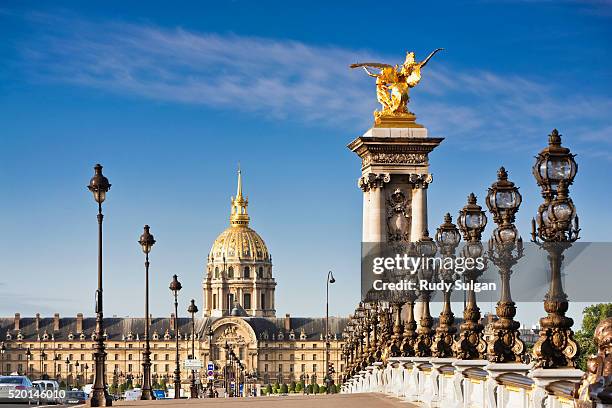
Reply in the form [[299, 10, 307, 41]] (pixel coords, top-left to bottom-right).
[[452, 359, 488, 408], [485, 363, 532, 408], [529, 368, 583, 407], [430, 358, 457, 407]]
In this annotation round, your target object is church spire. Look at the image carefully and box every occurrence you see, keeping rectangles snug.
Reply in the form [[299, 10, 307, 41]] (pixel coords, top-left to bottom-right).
[[230, 167, 249, 227]]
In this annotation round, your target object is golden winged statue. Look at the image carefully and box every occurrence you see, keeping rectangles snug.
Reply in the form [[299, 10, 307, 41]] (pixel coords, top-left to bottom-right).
[[351, 48, 443, 122]]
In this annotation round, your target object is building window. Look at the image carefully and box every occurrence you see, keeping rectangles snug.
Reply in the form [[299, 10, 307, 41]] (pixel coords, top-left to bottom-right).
[[128, 364, 132, 372], [301, 364, 305, 372], [279, 354, 283, 360], [165, 354, 169, 361], [153, 364, 157, 373], [290, 354, 294, 361], [165, 364, 169, 373], [301, 354, 305, 361], [264, 364, 268, 372], [214, 267, 219, 279], [243, 293, 251, 310], [228, 266, 234, 278], [312, 344, 317, 348], [258, 267, 263, 278], [153, 354, 158, 360], [312, 355, 317, 361], [290, 364, 294, 372], [213, 294, 217, 309], [243, 267, 250, 279], [260, 293, 266, 310], [128, 354, 132, 360], [278, 364, 283, 372], [313, 364, 317, 373]]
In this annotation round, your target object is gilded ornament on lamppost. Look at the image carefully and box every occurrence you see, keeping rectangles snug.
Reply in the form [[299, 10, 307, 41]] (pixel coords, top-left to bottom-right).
[[432, 213, 461, 358], [485, 167, 525, 363], [350, 48, 443, 127], [530, 129, 580, 369], [453, 193, 488, 360]]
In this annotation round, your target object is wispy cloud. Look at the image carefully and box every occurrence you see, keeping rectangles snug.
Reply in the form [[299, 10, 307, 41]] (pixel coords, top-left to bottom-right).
[[13, 12, 612, 156]]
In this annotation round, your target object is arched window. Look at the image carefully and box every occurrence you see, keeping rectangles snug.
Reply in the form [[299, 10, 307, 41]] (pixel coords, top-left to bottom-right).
[[258, 267, 264, 278], [244, 266, 250, 279], [228, 266, 234, 278], [260, 293, 266, 310], [243, 293, 251, 309], [214, 267, 219, 279]]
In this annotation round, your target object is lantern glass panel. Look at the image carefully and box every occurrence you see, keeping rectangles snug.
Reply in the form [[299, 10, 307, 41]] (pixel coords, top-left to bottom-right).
[[495, 191, 516, 209], [499, 227, 517, 243], [93, 190, 106, 204], [466, 242, 483, 258], [441, 230, 459, 246], [466, 213, 484, 229], [551, 202, 573, 222], [547, 159, 572, 180]]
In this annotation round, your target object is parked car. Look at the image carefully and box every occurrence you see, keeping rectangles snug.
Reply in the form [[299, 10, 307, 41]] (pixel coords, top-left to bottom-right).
[[64, 390, 88, 405], [32, 379, 62, 404], [0, 375, 35, 403]]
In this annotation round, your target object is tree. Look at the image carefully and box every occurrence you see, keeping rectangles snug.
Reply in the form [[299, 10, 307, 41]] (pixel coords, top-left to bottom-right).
[[575, 303, 612, 370], [289, 380, 296, 393], [306, 384, 313, 394], [280, 383, 288, 394], [319, 385, 327, 394], [265, 384, 272, 395], [312, 383, 320, 394], [295, 382, 303, 393]]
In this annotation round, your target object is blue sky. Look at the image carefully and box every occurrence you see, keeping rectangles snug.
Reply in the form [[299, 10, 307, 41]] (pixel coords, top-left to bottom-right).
[[0, 1, 610, 327]]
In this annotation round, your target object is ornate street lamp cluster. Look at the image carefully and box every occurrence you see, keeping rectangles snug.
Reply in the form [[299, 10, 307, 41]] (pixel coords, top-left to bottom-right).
[[341, 129, 581, 383]]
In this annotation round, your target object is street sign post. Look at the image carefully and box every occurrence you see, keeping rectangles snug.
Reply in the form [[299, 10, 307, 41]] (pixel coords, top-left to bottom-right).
[[183, 359, 203, 369]]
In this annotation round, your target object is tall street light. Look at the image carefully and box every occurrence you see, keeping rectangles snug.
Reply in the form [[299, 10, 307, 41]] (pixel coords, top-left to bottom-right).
[[40, 350, 47, 380], [530, 129, 580, 368], [486, 167, 525, 363], [138, 225, 156, 400], [87, 163, 112, 407], [65, 358, 70, 389], [169, 274, 183, 398], [26, 348, 32, 378], [0, 343, 5, 376], [206, 326, 214, 398], [187, 299, 199, 398], [325, 270, 335, 392]]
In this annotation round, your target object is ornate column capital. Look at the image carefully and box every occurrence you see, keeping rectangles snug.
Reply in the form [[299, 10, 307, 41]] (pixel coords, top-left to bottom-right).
[[409, 173, 433, 189], [358, 173, 391, 192]]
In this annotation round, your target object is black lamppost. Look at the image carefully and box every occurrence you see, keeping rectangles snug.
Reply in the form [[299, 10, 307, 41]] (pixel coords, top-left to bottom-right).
[[84, 363, 89, 384], [325, 270, 335, 393], [26, 348, 32, 377], [65, 358, 71, 389], [75, 361, 80, 387], [0, 343, 5, 376], [206, 326, 215, 398], [40, 351, 47, 380], [53, 354, 60, 381], [88, 163, 112, 407], [169, 274, 182, 398], [187, 299, 198, 398], [139, 225, 156, 400]]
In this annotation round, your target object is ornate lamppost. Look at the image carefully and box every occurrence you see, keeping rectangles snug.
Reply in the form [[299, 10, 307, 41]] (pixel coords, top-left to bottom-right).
[[53, 354, 60, 381], [26, 347, 32, 377], [530, 129, 580, 368], [138, 225, 156, 400], [207, 326, 215, 398], [187, 299, 199, 398], [0, 343, 5, 376], [486, 167, 525, 363], [414, 232, 438, 357], [87, 163, 112, 407], [65, 357, 71, 389], [84, 363, 89, 384], [75, 361, 80, 387], [325, 270, 335, 393], [432, 213, 461, 358], [169, 274, 183, 398], [453, 193, 488, 360], [40, 350, 47, 380]]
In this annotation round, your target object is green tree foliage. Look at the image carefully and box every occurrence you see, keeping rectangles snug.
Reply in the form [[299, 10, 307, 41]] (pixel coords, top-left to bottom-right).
[[575, 303, 612, 370], [295, 382, 303, 392], [280, 383, 288, 393], [289, 380, 296, 392], [264, 384, 272, 395], [312, 383, 320, 394], [306, 384, 313, 394], [319, 385, 327, 394]]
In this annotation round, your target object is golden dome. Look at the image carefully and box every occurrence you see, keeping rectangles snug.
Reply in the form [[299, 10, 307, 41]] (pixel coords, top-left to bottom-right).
[[208, 169, 270, 263]]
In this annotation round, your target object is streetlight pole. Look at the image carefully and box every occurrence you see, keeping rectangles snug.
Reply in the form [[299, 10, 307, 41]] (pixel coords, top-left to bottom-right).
[[169, 275, 182, 398], [65, 358, 70, 389], [207, 326, 214, 398], [53, 354, 59, 381], [139, 225, 156, 400], [40, 351, 47, 380], [325, 270, 335, 393], [0, 343, 5, 376], [75, 361, 80, 387], [88, 163, 112, 407], [85, 363, 89, 384], [187, 299, 199, 398], [26, 348, 32, 378]]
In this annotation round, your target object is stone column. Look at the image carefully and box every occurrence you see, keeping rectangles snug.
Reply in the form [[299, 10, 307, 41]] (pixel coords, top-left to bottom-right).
[[359, 173, 390, 243], [409, 174, 432, 242]]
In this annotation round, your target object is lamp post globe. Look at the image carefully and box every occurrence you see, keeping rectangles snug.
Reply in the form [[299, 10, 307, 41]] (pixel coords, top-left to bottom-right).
[[139, 225, 156, 400]]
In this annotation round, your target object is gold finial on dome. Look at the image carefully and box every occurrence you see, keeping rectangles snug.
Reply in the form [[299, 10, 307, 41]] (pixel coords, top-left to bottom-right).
[[230, 167, 250, 227]]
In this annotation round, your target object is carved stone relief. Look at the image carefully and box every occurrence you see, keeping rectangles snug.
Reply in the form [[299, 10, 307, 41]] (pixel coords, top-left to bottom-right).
[[386, 187, 412, 242]]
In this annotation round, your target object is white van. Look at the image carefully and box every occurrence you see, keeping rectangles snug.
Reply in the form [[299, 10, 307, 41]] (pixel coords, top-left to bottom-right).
[[32, 379, 62, 404]]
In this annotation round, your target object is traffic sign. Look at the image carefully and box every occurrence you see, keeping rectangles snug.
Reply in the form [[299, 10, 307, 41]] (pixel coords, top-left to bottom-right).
[[183, 359, 203, 369]]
